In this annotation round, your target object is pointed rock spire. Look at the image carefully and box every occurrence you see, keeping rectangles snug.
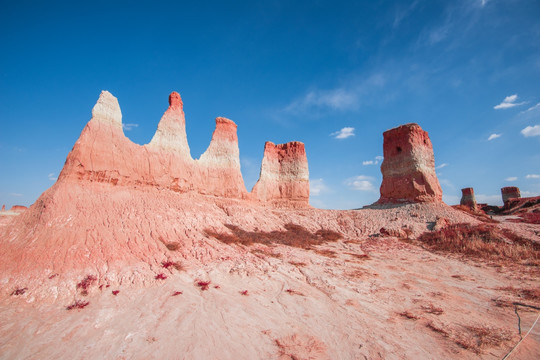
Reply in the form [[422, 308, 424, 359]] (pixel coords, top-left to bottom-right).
[[148, 91, 191, 158]]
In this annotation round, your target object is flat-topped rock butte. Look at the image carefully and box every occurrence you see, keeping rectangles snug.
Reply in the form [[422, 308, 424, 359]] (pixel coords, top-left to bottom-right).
[[0, 91, 538, 360]]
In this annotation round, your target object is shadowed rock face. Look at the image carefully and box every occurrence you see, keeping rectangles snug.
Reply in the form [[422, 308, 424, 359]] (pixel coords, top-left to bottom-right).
[[460, 188, 477, 209], [58, 90, 308, 205], [377, 123, 442, 204], [251, 141, 309, 208]]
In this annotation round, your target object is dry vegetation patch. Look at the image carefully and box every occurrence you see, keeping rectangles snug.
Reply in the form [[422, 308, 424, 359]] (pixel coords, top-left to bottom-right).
[[206, 223, 342, 251], [417, 223, 540, 264]]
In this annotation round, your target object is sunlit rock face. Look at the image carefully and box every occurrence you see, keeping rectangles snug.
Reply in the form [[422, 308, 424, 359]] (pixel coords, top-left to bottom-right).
[[251, 141, 310, 208], [58, 90, 310, 203], [501, 186, 521, 206], [377, 123, 443, 204]]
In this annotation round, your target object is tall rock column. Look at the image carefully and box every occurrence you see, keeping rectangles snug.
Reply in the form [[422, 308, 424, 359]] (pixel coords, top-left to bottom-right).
[[460, 187, 477, 209], [251, 141, 310, 208], [501, 186, 521, 206], [377, 123, 442, 204]]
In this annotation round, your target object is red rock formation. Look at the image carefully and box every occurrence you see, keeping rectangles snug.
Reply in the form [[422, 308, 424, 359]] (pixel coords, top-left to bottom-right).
[[501, 186, 520, 205], [10, 205, 27, 212], [57, 90, 305, 202], [1, 205, 5, 211], [377, 123, 442, 204], [198, 117, 248, 198], [460, 188, 477, 209], [251, 141, 310, 208]]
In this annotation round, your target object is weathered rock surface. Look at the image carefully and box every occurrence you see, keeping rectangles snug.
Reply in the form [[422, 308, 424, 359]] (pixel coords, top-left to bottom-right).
[[251, 141, 309, 208], [460, 188, 477, 209], [58, 91, 306, 203], [501, 186, 521, 206], [377, 123, 443, 204]]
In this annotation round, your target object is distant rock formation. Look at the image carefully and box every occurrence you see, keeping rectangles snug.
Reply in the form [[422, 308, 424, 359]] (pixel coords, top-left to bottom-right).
[[377, 123, 442, 204], [251, 141, 310, 208], [460, 188, 477, 209], [1, 205, 4, 211], [58, 91, 308, 206], [501, 186, 520, 206], [10, 205, 27, 212]]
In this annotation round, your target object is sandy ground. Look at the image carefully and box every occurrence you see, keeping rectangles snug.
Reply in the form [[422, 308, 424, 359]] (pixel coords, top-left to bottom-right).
[[1, 206, 539, 359]]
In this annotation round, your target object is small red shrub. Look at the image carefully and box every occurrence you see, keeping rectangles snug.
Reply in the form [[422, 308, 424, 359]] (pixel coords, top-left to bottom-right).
[[196, 281, 211, 290], [112, 290, 120, 296], [161, 261, 183, 271], [66, 300, 89, 310], [172, 291, 183, 296], [48, 274, 58, 279], [240, 290, 249, 296], [76, 275, 97, 295], [10, 287, 28, 296], [155, 273, 167, 280]]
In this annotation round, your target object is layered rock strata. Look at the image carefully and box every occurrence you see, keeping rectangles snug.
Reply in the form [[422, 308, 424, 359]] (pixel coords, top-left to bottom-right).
[[58, 90, 308, 205], [460, 188, 477, 209], [501, 186, 520, 205], [377, 123, 443, 204], [251, 141, 309, 208]]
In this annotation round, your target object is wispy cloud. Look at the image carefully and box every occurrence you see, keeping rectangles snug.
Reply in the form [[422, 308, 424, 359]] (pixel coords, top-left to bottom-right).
[[345, 175, 376, 192], [48, 173, 57, 181], [310, 178, 329, 196], [505, 177, 517, 182], [480, 0, 490, 7], [286, 89, 358, 114], [435, 163, 448, 169], [521, 125, 540, 137], [526, 174, 540, 179], [494, 94, 526, 109], [522, 102, 540, 113], [122, 123, 139, 131], [393, 0, 419, 28], [331, 127, 355, 139], [283, 73, 387, 117], [487, 133, 501, 141], [9, 193, 23, 197]]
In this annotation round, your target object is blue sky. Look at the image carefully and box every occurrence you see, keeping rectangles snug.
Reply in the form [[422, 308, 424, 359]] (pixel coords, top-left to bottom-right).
[[1, 0, 539, 210]]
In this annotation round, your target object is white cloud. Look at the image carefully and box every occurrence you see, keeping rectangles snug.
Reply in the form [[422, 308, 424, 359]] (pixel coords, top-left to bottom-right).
[[363, 155, 384, 166], [488, 133, 501, 141], [9, 193, 23, 197], [435, 163, 448, 169], [521, 125, 540, 137], [310, 178, 329, 196], [480, 0, 489, 7], [346, 175, 376, 192], [526, 174, 540, 179], [48, 173, 57, 181], [494, 94, 526, 110], [505, 177, 518, 182], [331, 127, 355, 139], [122, 123, 139, 131]]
